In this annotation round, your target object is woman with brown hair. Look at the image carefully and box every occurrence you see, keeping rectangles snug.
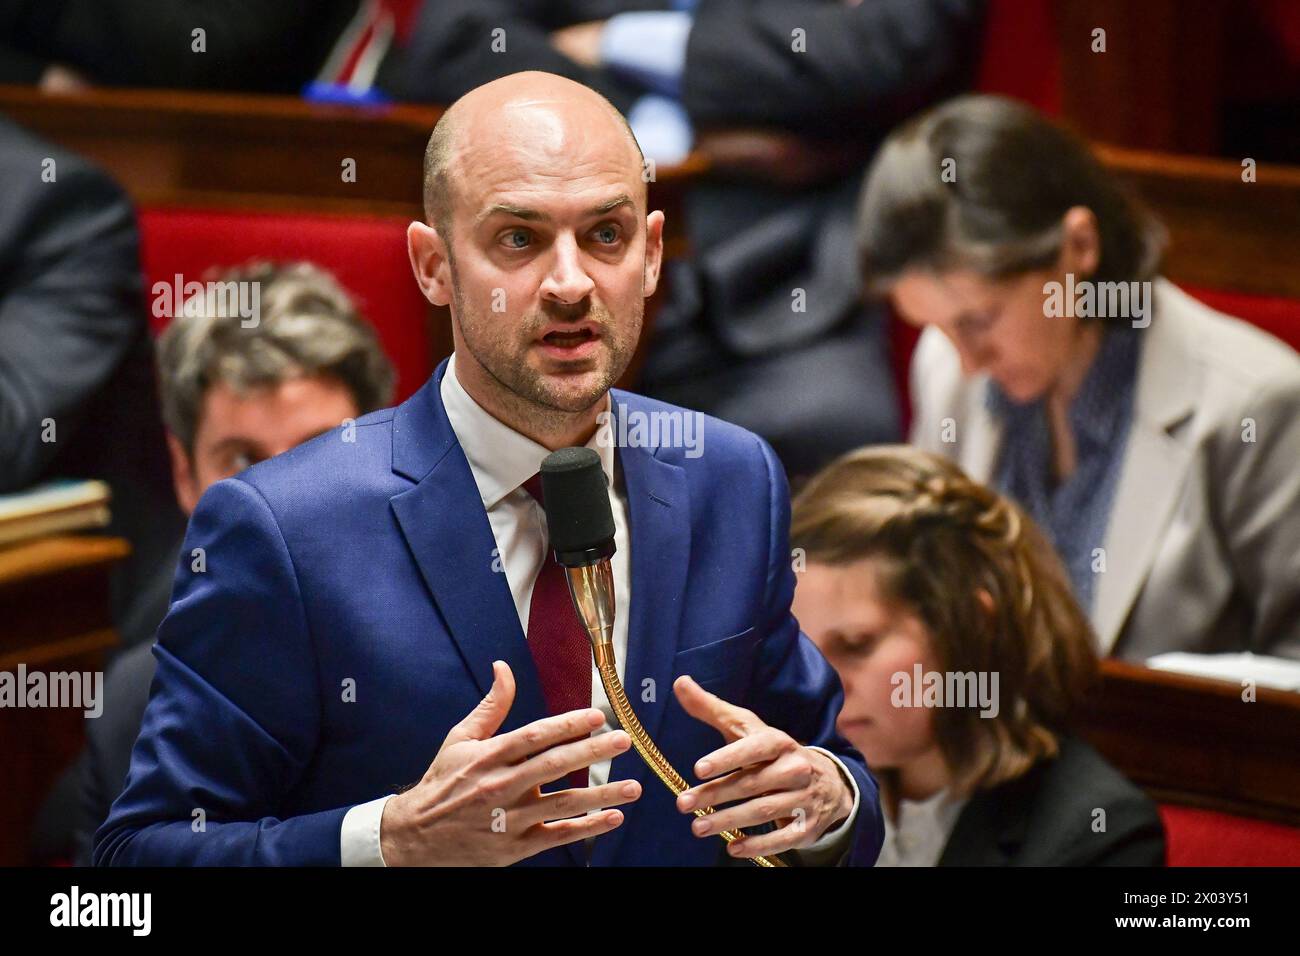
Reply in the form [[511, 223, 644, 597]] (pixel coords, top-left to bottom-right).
[[791, 445, 1165, 865], [856, 94, 1300, 661]]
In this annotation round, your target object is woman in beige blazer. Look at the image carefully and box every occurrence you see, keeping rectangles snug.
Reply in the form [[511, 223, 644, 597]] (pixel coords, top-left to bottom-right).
[[856, 95, 1300, 661]]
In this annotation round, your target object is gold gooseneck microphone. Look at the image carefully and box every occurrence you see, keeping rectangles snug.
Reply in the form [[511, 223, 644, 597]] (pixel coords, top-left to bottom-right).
[[538, 447, 784, 868]]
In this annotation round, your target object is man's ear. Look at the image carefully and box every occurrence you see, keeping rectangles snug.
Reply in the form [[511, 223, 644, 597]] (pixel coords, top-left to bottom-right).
[[642, 209, 665, 299], [408, 220, 454, 307], [166, 431, 200, 516]]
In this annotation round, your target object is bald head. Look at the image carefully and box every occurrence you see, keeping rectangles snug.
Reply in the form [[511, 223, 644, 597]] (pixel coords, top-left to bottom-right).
[[422, 71, 645, 243]]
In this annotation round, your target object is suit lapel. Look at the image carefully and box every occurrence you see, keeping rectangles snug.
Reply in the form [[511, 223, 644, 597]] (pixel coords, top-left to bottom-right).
[[1094, 304, 1198, 653], [388, 361, 580, 859], [591, 393, 692, 866]]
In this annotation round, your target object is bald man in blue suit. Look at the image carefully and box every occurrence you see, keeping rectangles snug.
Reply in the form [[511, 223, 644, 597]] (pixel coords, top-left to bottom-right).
[[94, 71, 883, 868]]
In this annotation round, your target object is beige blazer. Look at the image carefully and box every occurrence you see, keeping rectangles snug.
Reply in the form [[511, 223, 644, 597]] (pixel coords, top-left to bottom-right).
[[909, 278, 1300, 661]]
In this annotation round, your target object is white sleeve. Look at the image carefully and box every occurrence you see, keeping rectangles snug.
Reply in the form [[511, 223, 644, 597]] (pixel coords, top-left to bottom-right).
[[340, 795, 394, 867]]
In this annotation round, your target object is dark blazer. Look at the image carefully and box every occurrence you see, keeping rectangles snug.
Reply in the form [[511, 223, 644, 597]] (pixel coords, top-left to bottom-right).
[[95, 360, 884, 866], [0, 0, 357, 89], [938, 736, 1166, 866], [0, 117, 184, 633]]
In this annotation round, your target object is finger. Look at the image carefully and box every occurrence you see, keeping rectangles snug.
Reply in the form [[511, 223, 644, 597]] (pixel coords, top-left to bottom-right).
[[678, 751, 810, 813], [672, 675, 759, 741], [689, 790, 805, 840], [523, 778, 643, 826], [725, 817, 821, 860], [511, 728, 632, 791], [492, 707, 607, 765], [444, 661, 516, 747], [523, 809, 626, 856], [692, 728, 793, 781]]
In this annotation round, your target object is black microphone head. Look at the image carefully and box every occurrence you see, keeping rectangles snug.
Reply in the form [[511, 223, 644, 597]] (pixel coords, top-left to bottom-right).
[[539, 447, 616, 567]]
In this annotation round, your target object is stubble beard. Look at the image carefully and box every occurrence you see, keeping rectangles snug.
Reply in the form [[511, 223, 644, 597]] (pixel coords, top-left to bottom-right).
[[451, 273, 641, 438]]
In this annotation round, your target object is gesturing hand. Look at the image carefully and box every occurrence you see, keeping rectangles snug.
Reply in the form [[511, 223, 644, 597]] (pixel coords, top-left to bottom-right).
[[380, 660, 642, 866], [673, 675, 854, 860]]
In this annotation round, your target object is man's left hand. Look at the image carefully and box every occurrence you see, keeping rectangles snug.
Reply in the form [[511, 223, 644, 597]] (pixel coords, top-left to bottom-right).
[[673, 675, 854, 860]]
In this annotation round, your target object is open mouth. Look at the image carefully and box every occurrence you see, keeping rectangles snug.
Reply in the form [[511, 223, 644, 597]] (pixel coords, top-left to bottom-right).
[[538, 326, 600, 358], [543, 328, 595, 347]]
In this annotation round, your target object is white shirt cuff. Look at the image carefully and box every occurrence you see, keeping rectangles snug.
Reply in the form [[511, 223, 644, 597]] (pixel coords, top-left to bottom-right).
[[795, 747, 861, 862], [340, 794, 394, 867]]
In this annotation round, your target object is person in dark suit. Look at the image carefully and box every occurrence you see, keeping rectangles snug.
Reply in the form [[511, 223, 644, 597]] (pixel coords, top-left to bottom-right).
[[0, 116, 183, 638], [0, 0, 359, 91], [94, 72, 881, 867], [68, 261, 397, 865], [379, 0, 986, 477], [790, 445, 1165, 866]]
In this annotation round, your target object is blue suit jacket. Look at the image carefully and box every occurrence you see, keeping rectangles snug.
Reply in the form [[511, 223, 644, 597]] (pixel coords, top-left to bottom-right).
[[94, 360, 883, 866]]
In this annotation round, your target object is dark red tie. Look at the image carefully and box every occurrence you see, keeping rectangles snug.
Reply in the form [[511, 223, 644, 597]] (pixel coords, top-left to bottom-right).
[[522, 473, 592, 791]]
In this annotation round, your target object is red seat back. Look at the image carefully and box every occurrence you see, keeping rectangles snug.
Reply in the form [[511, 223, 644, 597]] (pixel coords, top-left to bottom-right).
[[974, 0, 1062, 115], [139, 206, 435, 402], [1160, 805, 1300, 866], [1181, 284, 1300, 354]]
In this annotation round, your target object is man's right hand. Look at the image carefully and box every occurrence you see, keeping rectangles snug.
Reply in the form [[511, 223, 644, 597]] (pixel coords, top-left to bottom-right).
[[379, 660, 641, 866]]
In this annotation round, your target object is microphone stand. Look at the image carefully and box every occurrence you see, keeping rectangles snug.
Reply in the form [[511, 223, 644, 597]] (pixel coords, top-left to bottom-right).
[[563, 562, 785, 868]]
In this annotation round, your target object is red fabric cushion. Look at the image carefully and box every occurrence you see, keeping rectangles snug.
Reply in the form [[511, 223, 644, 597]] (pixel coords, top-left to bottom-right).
[[887, 307, 922, 436], [139, 206, 434, 402], [1160, 805, 1300, 866], [1180, 284, 1300, 354], [975, 0, 1062, 115]]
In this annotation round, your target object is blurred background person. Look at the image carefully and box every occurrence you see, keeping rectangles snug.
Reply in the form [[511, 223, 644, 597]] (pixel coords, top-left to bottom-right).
[[856, 94, 1300, 661], [790, 445, 1165, 866], [0, 116, 184, 642], [31, 261, 395, 865], [0, 1, 361, 92], [380, 0, 987, 477]]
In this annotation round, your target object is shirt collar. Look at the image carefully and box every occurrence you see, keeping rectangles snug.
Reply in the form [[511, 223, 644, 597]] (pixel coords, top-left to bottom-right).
[[440, 352, 615, 510]]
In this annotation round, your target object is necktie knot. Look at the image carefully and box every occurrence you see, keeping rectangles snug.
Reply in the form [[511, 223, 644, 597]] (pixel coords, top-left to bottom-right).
[[522, 472, 544, 505]]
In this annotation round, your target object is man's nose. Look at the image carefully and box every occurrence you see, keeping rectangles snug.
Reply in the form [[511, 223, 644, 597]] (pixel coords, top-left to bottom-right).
[[539, 233, 595, 305]]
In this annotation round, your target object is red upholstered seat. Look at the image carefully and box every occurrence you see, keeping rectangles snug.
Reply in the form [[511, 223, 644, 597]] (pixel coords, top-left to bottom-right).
[[975, 0, 1062, 114], [1160, 805, 1300, 866], [138, 206, 435, 402], [1181, 284, 1300, 354]]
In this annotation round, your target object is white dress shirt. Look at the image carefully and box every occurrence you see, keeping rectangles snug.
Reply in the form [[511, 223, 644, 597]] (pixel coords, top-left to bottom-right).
[[341, 353, 858, 864], [874, 789, 969, 867]]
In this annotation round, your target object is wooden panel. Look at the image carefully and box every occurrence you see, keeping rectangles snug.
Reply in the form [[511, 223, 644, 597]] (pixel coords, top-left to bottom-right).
[[0, 535, 128, 865], [0, 85, 439, 217], [1057, 0, 1228, 154], [1098, 144, 1300, 299], [1079, 659, 1300, 827]]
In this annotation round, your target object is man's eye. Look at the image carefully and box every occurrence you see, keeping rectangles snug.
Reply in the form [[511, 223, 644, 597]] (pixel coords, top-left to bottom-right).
[[501, 229, 531, 249], [591, 224, 621, 244]]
